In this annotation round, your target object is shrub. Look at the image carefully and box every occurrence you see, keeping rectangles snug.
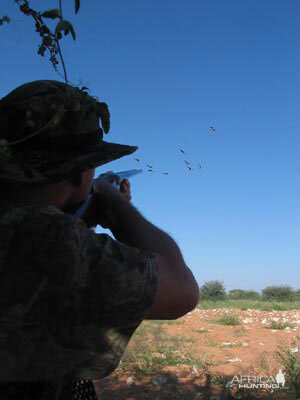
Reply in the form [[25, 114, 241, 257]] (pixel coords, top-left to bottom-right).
[[208, 314, 240, 326], [275, 337, 300, 396], [228, 289, 245, 300], [266, 321, 294, 330], [262, 285, 295, 302], [199, 280, 226, 301], [228, 289, 260, 300], [244, 290, 260, 300]]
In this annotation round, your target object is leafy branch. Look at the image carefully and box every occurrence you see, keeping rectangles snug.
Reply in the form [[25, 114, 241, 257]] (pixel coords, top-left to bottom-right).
[[0, 16, 10, 25], [11, 0, 80, 84], [0, 0, 112, 167]]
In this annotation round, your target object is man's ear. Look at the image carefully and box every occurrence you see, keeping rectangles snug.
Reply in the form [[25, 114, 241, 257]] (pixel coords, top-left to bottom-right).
[[70, 172, 83, 188]]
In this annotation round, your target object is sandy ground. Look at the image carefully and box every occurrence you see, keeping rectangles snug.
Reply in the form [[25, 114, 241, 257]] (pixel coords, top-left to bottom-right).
[[93, 308, 300, 400]]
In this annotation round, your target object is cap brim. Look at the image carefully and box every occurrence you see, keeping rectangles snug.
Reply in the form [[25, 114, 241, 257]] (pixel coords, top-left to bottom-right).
[[0, 141, 138, 184]]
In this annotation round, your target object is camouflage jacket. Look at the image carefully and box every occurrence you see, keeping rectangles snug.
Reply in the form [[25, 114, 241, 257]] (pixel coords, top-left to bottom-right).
[[0, 201, 159, 384]]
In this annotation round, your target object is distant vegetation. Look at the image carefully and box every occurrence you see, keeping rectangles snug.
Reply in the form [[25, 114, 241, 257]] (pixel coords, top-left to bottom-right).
[[198, 281, 300, 309], [228, 289, 260, 300], [262, 285, 296, 302], [198, 280, 227, 301]]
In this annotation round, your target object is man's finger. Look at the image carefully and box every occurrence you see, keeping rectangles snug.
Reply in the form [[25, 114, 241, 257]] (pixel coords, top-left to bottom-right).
[[120, 179, 129, 190], [115, 175, 121, 186]]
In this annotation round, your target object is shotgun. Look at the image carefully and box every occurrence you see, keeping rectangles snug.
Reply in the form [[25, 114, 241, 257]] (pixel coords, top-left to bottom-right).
[[74, 169, 143, 223]]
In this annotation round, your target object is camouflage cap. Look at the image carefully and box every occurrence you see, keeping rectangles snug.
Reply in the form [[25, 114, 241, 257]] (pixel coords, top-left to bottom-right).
[[0, 80, 138, 184]]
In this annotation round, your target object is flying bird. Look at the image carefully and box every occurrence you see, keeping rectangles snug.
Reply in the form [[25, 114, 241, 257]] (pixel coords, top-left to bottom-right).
[[210, 126, 216, 132], [163, 172, 169, 175], [184, 160, 190, 165], [148, 169, 153, 172], [146, 164, 153, 169], [198, 164, 202, 169], [134, 158, 140, 162], [180, 149, 185, 154], [188, 166, 193, 171]]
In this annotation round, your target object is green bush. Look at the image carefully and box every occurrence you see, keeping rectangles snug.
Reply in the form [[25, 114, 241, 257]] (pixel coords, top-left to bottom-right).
[[266, 321, 294, 330], [276, 337, 300, 396], [199, 280, 226, 301], [228, 289, 260, 300], [228, 289, 244, 300], [208, 314, 240, 326], [196, 299, 300, 311], [244, 290, 260, 300], [262, 285, 295, 302], [295, 290, 300, 301]]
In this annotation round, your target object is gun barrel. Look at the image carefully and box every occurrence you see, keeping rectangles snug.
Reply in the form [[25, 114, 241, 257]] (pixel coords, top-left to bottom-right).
[[91, 168, 143, 192], [95, 168, 143, 184], [113, 169, 143, 180]]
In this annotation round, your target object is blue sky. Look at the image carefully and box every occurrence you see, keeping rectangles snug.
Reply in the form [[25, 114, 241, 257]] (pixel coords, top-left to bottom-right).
[[2, 0, 300, 292]]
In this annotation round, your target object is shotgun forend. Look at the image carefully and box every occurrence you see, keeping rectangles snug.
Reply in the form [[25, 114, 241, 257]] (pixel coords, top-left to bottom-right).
[[74, 169, 143, 222], [92, 168, 143, 190]]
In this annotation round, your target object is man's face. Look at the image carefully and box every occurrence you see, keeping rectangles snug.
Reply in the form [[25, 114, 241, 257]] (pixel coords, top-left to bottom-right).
[[82, 167, 96, 198], [63, 168, 96, 213]]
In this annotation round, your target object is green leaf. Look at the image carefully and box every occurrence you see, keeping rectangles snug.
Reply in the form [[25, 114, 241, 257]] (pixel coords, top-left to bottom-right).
[[37, 45, 46, 56], [55, 20, 76, 40], [75, 0, 80, 14], [41, 9, 61, 20], [96, 102, 110, 133], [0, 16, 10, 25], [42, 36, 53, 46]]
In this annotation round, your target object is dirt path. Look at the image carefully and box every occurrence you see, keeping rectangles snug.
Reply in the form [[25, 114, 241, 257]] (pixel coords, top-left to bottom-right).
[[93, 308, 300, 399]]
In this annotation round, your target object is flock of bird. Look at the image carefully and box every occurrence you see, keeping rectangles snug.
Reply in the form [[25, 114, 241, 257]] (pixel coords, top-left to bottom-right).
[[133, 126, 216, 175]]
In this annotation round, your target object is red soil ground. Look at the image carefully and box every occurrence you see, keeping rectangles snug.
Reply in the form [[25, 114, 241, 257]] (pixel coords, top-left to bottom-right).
[[93, 308, 300, 400]]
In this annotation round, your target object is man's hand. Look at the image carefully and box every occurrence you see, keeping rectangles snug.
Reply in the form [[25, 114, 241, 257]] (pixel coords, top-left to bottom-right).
[[120, 179, 131, 201], [82, 172, 132, 229], [93, 171, 132, 202]]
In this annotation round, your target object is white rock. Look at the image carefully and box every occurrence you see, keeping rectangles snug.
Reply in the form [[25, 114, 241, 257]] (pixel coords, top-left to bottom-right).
[[127, 377, 134, 385], [222, 342, 235, 346], [228, 357, 242, 363], [192, 365, 199, 376], [259, 342, 264, 345], [242, 342, 249, 347], [290, 346, 299, 353]]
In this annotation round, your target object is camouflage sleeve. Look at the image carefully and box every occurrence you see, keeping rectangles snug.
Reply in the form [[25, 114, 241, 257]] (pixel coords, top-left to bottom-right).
[[69, 215, 160, 329], [0, 206, 159, 381], [49, 214, 160, 379]]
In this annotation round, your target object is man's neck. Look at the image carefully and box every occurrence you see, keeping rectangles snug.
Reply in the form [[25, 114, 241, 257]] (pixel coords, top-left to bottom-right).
[[1, 188, 69, 210], [0, 180, 84, 212]]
